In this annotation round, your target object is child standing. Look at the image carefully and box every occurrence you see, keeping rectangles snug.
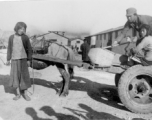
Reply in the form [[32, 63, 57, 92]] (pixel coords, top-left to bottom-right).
[[6, 22, 32, 101]]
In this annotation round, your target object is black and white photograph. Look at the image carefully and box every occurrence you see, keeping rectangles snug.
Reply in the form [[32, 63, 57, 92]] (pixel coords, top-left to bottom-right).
[[0, 0, 152, 119]]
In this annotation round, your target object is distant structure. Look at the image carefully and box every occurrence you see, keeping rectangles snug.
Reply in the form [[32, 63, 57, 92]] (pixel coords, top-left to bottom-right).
[[70, 38, 84, 52], [48, 31, 71, 45], [30, 31, 84, 51], [85, 26, 136, 54]]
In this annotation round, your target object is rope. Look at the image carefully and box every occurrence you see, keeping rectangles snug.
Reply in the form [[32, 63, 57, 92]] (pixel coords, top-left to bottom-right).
[[27, 36, 41, 95], [28, 58, 35, 95], [32, 58, 35, 94], [48, 42, 63, 59]]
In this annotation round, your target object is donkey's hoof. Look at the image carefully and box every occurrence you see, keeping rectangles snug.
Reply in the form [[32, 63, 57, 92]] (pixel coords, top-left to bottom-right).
[[56, 90, 62, 96], [60, 92, 69, 97]]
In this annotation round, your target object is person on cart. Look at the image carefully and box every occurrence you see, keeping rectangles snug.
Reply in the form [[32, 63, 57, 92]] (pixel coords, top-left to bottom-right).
[[113, 7, 152, 46], [128, 24, 152, 66]]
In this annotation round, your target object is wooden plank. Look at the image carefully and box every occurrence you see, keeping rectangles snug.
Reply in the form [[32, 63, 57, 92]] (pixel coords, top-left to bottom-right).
[[32, 54, 83, 67]]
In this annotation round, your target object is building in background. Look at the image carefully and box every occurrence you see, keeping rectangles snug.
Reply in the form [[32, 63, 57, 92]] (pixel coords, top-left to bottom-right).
[[70, 38, 84, 52], [85, 25, 136, 54], [44, 32, 69, 45], [31, 31, 73, 48], [30, 31, 85, 54]]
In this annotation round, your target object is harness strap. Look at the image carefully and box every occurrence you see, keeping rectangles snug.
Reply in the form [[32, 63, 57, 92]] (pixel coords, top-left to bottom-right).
[[49, 42, 70, 60]]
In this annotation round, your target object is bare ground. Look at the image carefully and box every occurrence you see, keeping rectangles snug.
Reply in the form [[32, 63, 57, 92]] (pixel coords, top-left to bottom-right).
[[0, 51, 151, 120]]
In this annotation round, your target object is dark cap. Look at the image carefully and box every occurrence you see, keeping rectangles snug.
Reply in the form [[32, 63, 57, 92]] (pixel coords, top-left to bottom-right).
[[126, 7, 137, 16]]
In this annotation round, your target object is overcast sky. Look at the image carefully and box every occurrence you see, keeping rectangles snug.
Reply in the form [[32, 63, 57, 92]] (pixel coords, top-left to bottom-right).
[[0, 0, 152, 37]]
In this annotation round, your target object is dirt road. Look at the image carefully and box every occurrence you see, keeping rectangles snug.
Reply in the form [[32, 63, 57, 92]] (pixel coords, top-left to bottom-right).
[[0, 50, 151, 120]]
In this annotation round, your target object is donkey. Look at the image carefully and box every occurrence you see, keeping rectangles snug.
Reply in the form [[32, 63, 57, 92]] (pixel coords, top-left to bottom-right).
[[31, 42, 75, 97]]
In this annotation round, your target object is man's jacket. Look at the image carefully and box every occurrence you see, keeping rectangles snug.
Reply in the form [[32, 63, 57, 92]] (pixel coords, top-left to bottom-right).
[[116, 15, 152, 42]]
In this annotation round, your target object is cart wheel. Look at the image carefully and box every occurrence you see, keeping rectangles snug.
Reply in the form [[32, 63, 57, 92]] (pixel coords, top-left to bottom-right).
[[118, 65, 152, 114]]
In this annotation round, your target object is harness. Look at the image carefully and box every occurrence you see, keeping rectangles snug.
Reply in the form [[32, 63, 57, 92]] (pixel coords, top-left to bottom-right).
[[49, 42, 70, 59]]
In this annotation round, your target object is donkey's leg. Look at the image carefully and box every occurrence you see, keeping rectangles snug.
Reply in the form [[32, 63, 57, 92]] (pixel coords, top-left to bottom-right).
[[60, 69, 70, 97], [56, 74, 64, 96], [68, 65, 74, 79], [56, 63, 70, 97]]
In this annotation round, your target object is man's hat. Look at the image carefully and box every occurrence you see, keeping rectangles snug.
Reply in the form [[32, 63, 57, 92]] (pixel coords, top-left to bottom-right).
[[126, 7, 137, 16]]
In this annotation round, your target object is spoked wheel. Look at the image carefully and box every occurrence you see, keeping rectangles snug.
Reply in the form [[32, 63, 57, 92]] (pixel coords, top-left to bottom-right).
[[118, 65, 152, 114]]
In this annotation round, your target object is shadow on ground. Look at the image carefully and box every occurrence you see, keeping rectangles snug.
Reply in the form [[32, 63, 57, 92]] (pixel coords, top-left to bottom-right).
[[64, 103, 125, 120], [33, 75, 129, 112], [70, 76, 129, 112], [27, 105, 146, 120], [31, 78, 59, 93], [0, 74, 16, 95], [26, 106, 79, 120], [26, 107, 52, 120]]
